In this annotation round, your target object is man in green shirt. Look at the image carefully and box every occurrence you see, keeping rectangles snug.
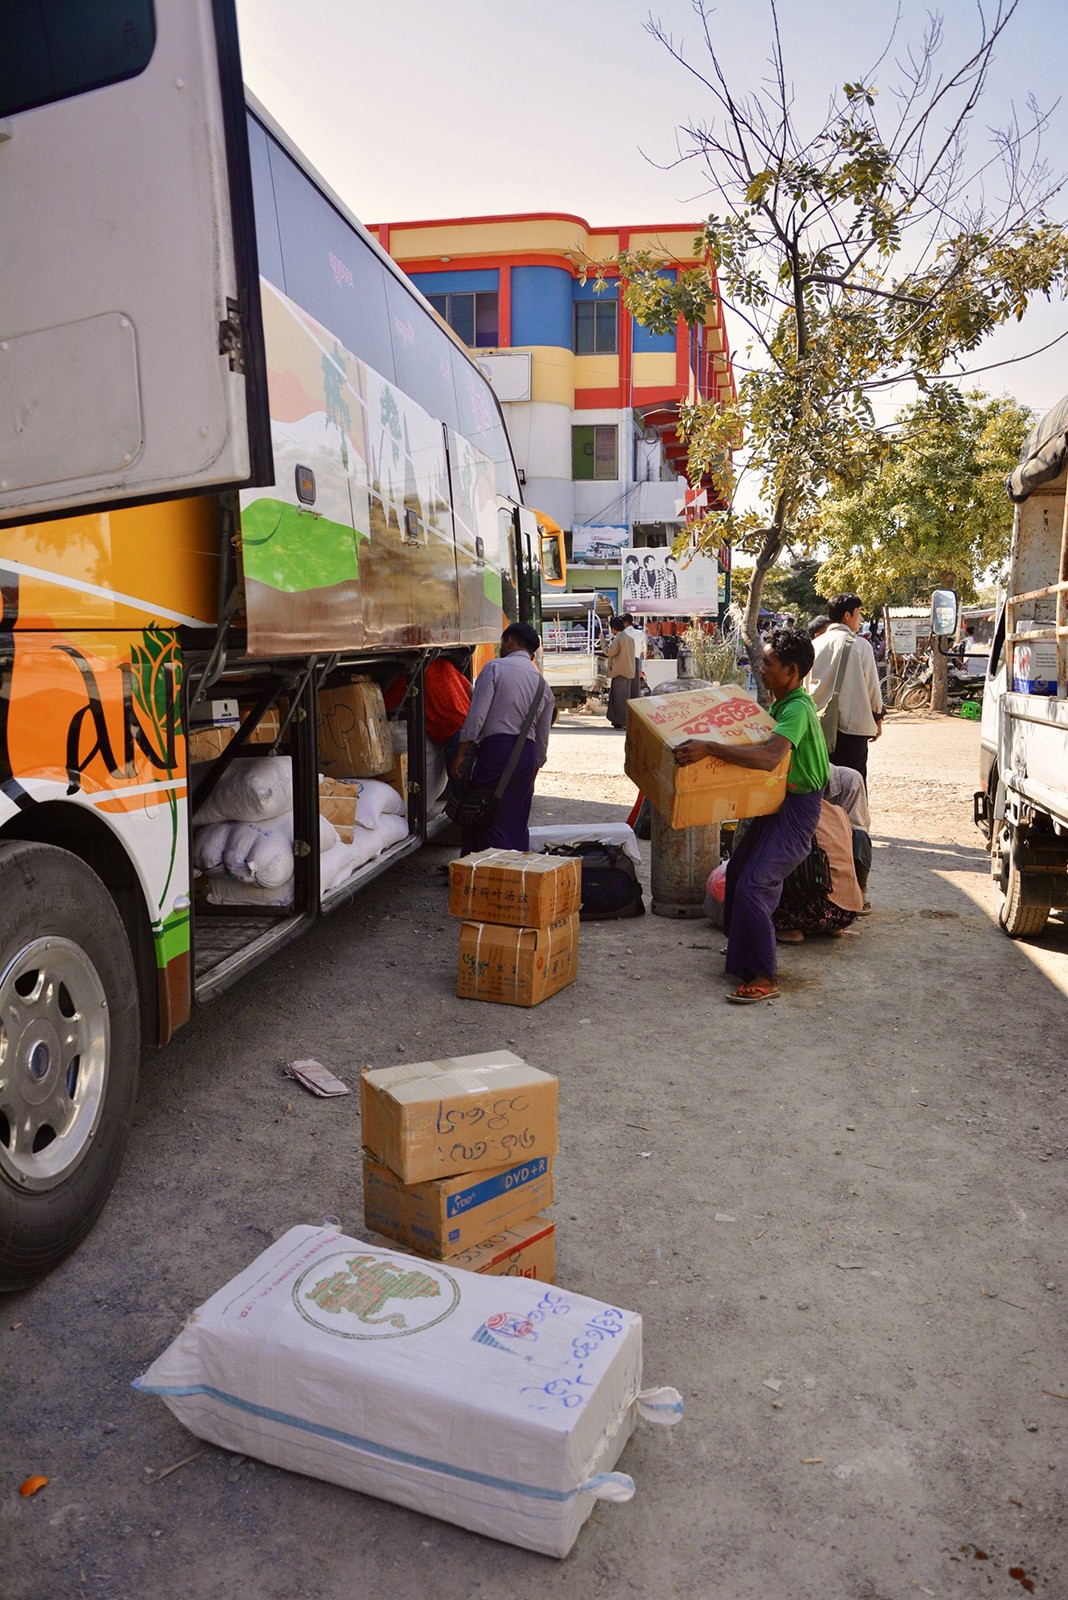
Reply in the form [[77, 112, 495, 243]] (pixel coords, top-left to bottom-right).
[[676, 628, 828, 1003]]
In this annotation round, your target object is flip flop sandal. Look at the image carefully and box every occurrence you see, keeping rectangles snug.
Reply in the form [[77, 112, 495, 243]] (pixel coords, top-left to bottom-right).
[[776, 929, 805, 943], [726, 982, 780, 1004]]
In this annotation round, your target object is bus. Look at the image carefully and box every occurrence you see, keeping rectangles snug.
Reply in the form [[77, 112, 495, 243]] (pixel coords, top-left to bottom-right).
[[0, 0, 562, 1289]]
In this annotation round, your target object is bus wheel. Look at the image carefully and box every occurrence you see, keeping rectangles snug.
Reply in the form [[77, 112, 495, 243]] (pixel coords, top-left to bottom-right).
[[992, 824, 1051, 940], [0, 842, 140, 1292]]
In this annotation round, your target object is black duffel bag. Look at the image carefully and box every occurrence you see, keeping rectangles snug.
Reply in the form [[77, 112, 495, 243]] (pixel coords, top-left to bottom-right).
[[543, 841, 645, 920]]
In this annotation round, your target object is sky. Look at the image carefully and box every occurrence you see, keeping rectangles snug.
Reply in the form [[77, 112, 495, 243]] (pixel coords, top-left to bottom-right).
[[234, 0, 1068, 421]]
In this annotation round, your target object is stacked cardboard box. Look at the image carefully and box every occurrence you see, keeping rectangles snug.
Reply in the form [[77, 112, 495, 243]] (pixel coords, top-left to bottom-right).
[[361, 1051, 558, 1281], [449, 850, 582, 1006], [187, 697, 280, 763]]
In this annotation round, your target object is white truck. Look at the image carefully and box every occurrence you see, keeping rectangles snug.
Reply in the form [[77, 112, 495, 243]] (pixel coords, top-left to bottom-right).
[[976, 394, 1068, 937], [539, 592, 608, 710]]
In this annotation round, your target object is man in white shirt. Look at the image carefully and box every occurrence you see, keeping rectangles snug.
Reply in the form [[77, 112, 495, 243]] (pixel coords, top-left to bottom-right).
[[624, 613, 645, 697], [808, 593, 884, 786]]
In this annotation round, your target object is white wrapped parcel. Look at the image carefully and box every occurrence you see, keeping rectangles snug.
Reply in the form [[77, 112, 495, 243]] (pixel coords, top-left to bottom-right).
[[133, 1225, 681, 1557]]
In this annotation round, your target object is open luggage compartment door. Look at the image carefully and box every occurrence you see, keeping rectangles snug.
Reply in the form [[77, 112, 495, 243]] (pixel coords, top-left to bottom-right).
[[0, 0, 270, 523]]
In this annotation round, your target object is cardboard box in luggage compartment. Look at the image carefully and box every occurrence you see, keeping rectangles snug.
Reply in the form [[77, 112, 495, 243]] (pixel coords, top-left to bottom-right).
[[457, 915, 578, 1008], [318, 677, 392, 777], [624, 685, 790, 828], [449, 850, 581, 928], [446, 1216, 555, 1281], [361, 1051, 558, 1185], [362, 1151, 554, 1258]]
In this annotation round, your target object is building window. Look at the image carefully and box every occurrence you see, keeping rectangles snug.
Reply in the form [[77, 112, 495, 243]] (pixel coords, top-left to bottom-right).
[[573, 299, 618, 355], [572, 425, 618, 481], [426, 291, 499, 346]]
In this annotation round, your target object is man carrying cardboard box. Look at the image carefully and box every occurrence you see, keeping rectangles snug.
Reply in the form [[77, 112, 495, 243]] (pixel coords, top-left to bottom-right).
[[675, 627, 829, 1004]]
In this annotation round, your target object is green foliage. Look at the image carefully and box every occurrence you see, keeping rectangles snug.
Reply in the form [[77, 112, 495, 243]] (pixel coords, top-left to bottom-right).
[[600, 2, 1068, 656], [816, 387, 1031, 606], [681, 624, 747, 685]]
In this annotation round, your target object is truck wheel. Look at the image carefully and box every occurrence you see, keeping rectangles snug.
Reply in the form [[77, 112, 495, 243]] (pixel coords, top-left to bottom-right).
[[992, 824, 1050, 940], [0, 842, 140, 1291]]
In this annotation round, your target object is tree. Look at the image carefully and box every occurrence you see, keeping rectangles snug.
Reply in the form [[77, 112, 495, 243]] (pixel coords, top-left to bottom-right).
[[731, 556, 825, 622], [601, 1, 1068, 695], [817, 386, 1030, 707]]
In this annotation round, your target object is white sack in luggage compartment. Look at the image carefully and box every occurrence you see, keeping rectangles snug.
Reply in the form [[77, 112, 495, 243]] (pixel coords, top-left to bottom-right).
[[193, 755, 294, 824], [348, 777, 406, 830], [204, 837, 363, 906], [133, 1225, 681, 1557], [221, 813, 339, 887]]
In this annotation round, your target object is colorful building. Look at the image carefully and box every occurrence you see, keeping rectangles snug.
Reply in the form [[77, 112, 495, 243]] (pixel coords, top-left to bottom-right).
[[370, 213, 734, 610]]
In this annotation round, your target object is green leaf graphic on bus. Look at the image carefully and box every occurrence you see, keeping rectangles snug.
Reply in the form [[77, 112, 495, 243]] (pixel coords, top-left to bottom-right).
[[241, 499, 364, 591]]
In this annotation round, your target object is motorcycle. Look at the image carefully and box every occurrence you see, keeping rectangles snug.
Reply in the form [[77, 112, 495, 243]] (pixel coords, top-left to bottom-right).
[[894, 654, 983, 712]]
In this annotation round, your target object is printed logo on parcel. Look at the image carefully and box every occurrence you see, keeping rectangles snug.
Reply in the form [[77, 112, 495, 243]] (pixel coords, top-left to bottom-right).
[[294, 1251, 460, 1339]]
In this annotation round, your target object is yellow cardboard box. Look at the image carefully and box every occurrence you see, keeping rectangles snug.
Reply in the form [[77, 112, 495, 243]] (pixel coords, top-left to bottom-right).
[[318, 677, 392, 777], [624, 685, 790, 828], [446, 1217, 555, 1281], [382, 751, 408, 809], [449, 851, 581, 928], [362, 1151, 554, 1259], [187, 725, 234, 763], [457, 915, 578, 1008], [361, 1051, 558, 1185]]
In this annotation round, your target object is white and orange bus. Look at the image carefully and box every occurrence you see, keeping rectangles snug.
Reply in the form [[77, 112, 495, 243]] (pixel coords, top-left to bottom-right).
[[0, 0, 563, 1287]]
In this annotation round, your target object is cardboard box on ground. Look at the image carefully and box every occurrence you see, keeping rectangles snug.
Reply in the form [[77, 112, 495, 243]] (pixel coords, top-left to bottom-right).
[[624, 685, 789, 828], [449, 851, 581, 927], [446, 1216, 555, 1280], [361, 1052, 558, 1186], [457, 915, 579, 1007], [448, 852, 582, 1007], [362, 1151, 554, 1258]]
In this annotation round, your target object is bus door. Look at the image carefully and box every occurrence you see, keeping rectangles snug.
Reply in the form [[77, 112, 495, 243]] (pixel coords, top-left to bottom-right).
[[0, 0, 270, 525]]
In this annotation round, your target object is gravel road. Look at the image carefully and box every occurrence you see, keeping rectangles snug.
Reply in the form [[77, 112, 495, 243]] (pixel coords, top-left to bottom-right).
[[3, 708, 1066, 1600]]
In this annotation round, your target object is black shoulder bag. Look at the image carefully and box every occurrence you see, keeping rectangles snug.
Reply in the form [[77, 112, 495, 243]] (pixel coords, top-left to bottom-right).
[[444, 682, 547, 832]]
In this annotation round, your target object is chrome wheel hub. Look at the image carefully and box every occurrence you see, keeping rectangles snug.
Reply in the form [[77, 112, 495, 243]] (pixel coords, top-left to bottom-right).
[[0, 938, 109, 1189]]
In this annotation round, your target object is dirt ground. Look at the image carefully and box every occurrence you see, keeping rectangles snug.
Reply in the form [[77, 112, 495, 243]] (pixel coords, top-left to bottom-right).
[[3, 708, 1066, 1600]]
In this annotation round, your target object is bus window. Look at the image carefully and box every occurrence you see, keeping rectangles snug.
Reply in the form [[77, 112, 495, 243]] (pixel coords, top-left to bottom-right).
[[540, 530, 566, 585], [265, 126, 394, 385], [1, 1, 156, 118]]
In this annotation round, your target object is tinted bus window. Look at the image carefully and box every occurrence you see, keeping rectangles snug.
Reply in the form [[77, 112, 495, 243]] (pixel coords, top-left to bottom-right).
[[246, 117, 285, 293], [1, 1, 156, 117], [383, 273, 459, 434], [451, 346, 517, 497], [264, 131, 394, 384]]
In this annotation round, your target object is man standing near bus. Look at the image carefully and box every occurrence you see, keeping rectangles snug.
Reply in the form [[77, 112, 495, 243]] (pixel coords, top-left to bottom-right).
[[451, 624, 553, 851], [808, 593, 884, 786]]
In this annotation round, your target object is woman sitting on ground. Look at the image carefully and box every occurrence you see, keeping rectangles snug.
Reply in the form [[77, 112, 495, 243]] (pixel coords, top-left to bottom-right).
[[773, 800, 866, 943]]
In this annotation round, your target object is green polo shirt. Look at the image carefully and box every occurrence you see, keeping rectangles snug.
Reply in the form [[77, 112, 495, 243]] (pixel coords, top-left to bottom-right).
[[771, 687, 829, 794]]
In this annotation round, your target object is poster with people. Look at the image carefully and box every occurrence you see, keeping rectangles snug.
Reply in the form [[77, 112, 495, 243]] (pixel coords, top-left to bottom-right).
[[620, 546, 719, 615]]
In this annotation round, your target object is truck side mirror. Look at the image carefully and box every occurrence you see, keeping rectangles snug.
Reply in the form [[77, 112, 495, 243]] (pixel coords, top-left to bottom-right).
[[930, 589, 958, 649]]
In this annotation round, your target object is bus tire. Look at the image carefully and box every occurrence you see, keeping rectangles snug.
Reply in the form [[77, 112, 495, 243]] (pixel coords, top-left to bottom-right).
[[0, 841, 140, 1292], [993, 825, 1050, 940]]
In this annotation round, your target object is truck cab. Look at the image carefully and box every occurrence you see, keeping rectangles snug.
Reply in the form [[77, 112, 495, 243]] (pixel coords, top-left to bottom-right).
[[976, 396, 1068, 937]]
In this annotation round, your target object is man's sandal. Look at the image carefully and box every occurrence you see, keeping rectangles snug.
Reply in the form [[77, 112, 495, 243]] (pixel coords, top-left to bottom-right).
[[726, 981, 780, 1004]]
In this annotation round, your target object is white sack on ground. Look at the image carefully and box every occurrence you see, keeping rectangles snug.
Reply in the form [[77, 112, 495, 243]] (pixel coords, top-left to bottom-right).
[[193, 755, 294, 824], [134, 1225, 680, 1557]]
